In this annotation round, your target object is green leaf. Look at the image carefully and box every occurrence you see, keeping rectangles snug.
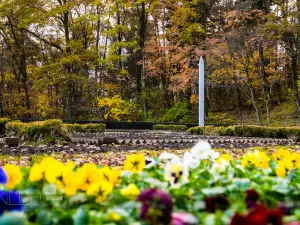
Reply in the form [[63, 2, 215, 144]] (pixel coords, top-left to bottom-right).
[[0, 212, 27, 225], [73, 208, 89, 225]]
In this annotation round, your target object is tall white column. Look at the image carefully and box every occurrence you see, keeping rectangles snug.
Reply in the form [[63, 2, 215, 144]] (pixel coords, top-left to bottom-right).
[[199, 57, 205, 127]]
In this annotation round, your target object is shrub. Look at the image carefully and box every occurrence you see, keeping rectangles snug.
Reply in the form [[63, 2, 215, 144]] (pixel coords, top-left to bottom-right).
[[223, 125, 300, 138], [6, 119, 69, 144], [0, 118, 10, 135], [5, 121, 25, 137], [64, 123, 106, 133], [187, 125, 300, 138], [158, 100, 192, 123], [153, 124, 188, 131], [204, 126, 228, 136], [187, 126, 204, 135], [219, 126, 236, 136]]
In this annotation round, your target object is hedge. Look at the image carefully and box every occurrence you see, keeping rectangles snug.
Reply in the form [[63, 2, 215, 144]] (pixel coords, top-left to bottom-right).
[[187, 126, 235, 136], [0, 118, 10, 135], [153, 124, 188, 131], [5, 119, 69, 143], [64, 123, 106, 133], [234, 125, 300, 138], [187, 125, 300, 138]]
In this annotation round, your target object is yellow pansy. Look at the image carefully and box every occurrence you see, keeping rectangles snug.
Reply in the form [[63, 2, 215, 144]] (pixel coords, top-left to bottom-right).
[[44, 161, 64, 184], [3, 164, 22, 189], [272, 148, 291, 162], [29, 164, 44, 182], [62, 161, 75, 176], [123, 154, 145, 173], [276, 160, 294, 177], [216, 154, 231, 164], [241, 151, 270, 169], [62, 171, 83, 196], [288, 153, 300, 168], [241, 152, 259, 168], [255, 152, 270, 169], [86, 181, 113, 203], [39, 157, 57, 171], [100, 167, 121, 186], [56, 179, 64, 190], [77, 163, 103, 191], [108, 211, 121, 221], [120, 184, 140, 200]]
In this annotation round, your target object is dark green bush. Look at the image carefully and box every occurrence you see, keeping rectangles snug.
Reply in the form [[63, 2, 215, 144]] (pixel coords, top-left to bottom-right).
[[234, 126, 265, 137], [0, 118, 10, 135], [187, 125, 300, 138], [153, 124, 188, 131], [6, 119, 69, 143], [64, 123, 106, 133], [226, 125, 300, 138], [158, 100, 192, 123]]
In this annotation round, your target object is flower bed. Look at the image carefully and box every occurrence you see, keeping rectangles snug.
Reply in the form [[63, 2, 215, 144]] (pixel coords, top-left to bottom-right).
[[0, 143, 300, 225]]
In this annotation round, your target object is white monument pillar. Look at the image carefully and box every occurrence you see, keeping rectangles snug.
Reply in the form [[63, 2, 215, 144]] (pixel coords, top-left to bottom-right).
[[199, 57, 205, 127]]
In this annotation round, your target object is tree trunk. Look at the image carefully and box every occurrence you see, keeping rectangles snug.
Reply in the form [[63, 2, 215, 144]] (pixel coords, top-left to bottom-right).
[[249, 83, 261, 123], [117, 10, 122, 73], [245, 65, 261, 123], [258, 43, 271, 123], [0, 51, 4, 116], [265, 0, 271, 13], [291, 54, 300, 113], [94, 5, 101, 81], [136, 2, 147, 94], [59, 0, 73, 119], [136, 3, 148, 118], [20, 46, 30, 110]]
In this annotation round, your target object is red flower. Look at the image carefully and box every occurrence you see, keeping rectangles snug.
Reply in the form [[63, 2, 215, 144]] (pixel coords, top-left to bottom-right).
[[245, 189, 260, 208], [205, 195, 229, 213], [230, 204, 283, 225]]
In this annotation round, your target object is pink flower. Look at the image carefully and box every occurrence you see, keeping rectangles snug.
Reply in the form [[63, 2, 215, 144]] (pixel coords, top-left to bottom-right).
[[171, 213, 197, 225]]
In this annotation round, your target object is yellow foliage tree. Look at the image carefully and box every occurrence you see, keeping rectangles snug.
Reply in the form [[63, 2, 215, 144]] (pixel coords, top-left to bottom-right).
[[97, 95, 137, 121]]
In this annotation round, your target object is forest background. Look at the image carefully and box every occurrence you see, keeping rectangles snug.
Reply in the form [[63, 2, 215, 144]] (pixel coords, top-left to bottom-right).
[[0, 0, 299, 125]]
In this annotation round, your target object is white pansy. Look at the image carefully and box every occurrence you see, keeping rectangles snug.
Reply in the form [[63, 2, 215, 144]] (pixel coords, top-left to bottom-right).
[[208, 150, 220, 161], [144, 156, 156, 168], [183, 152, 200, 169], [159, 152, 180, 161], [191, 141, 220, 161], [164, 161, 189, 188], [191, 141, 212, 160], [211, 162, 227, 174]]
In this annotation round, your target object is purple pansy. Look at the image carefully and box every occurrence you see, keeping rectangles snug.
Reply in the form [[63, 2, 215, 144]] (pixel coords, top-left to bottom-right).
[[0, 167, 8, 185], [138, 189, 173, 225], [0, 190, 23, 215]]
